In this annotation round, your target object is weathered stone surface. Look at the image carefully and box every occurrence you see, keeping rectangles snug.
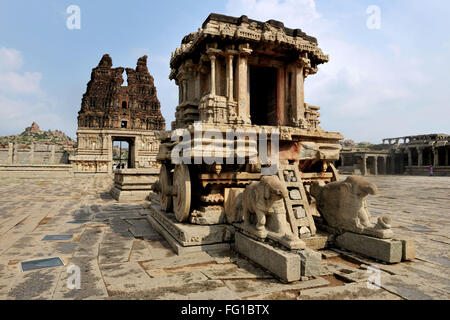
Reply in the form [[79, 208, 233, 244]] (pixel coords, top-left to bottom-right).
[[141, 251, 215, 270], [98, 232, 134, 264], [147, 215, 231, 255], [7, 266, 64, 300], [53, 257, 108, 300], [289, 189, 302, 200], [149, 205, 234, 246], [298, 282, 402, 300], [73, 227, 105, 257], [201, 263, 271, 280], [303, 232, 330, 250], [0, 175, 447, 300], [106, 280, 239, 300], [379, 273, 450, 300], [225, 277, 329, 299], [99, 262, 154, 294], [234, 232, 301, 282], [336, 232, 402, 263], [224, 188, 245, 223], [311, 176, 394, 239], [395, 236, 416, 261], [298, 248, 322, 277]]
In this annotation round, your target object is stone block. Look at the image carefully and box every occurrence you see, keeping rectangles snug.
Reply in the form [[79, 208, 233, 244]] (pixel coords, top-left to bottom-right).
[[234, 232, 301, 283], [147, 215, 230, 255], [298, 248, 322, 277], [149, 204, 234, 246], [336, 232, 402, 264], [395, 236, 416, 261], [110, 187, 150, 202], [303, 232, 330, 250], [224, 188, 245, 223]]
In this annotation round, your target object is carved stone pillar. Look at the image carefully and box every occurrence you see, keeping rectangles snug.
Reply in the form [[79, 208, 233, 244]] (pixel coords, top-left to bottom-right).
[[183, 81, 188, 102], [237, 44, 252, 123], [178, 83, 183, 105], [407, 148, 413, 167], [383, 156, 387, 175], [194, 70, 201, 101], [294, 62, 305, 125], [362, 155, 367, 176], [107, 135, 113, 175], [417, 147, 423, 166], [13, 143, 18, 164], [374, 156, 378, 176], [226, 54, 234, 101], [209, 55, 216, 96], [433, 147, 439, 167]]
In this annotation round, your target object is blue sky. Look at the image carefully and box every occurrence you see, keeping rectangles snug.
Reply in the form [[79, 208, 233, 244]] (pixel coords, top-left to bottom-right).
[[0, 0, 449, 143]]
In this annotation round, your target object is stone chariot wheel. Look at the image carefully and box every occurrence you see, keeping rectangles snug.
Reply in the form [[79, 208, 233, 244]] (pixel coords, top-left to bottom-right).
[[159, 164, 173, 212], [173, 164, 191, 222]]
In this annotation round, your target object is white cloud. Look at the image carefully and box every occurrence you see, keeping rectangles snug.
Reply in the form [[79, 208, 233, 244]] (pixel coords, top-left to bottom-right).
[[225, 0, 320, 28], [0, 71, 43, 95], [0, 48, 62, 136], [0, 47, 24, 72]]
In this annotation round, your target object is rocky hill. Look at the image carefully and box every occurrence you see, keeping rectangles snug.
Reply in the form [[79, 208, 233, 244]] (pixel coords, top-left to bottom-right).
[[0, 122, 76, 150]]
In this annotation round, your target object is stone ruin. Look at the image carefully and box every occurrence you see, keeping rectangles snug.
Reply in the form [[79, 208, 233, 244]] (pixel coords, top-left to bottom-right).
[[70, 54, 165, 175], [337, 134, 449, 176], [147, 13, 415, 283], [70, 54, 166, 201]]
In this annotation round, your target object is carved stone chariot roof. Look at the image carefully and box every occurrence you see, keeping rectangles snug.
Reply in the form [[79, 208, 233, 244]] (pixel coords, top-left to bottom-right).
[[170, 13, 329, 79]]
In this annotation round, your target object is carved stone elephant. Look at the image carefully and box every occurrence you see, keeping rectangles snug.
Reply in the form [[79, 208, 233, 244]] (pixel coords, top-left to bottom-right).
[[237, 175, 293, 239], [310, 176, 391, 234]]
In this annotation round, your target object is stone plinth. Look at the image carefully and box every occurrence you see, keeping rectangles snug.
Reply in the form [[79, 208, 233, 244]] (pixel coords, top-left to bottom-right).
[[147, 204, 234, 253], [110, 168, 158, 202], [234, 232, 301, 283], [336, 232, 403, 264]]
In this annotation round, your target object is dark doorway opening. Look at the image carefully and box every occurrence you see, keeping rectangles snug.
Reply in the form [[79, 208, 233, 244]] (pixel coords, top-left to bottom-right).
[[121, 120, 128, 128], [250, 66, 278, 126]]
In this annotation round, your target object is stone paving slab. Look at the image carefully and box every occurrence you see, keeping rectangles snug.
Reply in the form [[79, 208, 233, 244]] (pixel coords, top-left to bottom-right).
[[0, 175, 448, 300], [52, 257, 108, 300], [297, 282, 403, 300], [5, 266, 65, 300], [225, 277, 330, 299]]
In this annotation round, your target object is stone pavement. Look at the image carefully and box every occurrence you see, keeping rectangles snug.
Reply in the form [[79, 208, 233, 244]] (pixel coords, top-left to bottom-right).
[[0, 175, 448, 300]]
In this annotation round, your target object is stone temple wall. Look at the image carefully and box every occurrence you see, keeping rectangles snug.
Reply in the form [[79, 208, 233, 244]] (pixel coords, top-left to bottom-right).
[[0, 144, 69, 165]]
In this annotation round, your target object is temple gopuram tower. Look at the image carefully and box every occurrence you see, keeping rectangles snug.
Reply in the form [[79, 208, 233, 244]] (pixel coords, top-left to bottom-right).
[[70, 54, 166, 175]]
